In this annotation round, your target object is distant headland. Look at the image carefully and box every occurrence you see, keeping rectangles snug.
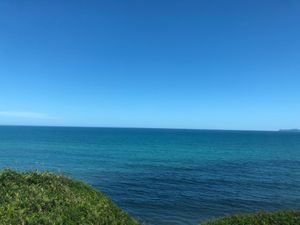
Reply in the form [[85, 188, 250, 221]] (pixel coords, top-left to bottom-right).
[[279, 129, 300, 132]]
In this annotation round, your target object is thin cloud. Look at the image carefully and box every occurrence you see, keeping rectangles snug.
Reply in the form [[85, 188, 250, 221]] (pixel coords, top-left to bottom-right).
[[0, 111, 58, 120]]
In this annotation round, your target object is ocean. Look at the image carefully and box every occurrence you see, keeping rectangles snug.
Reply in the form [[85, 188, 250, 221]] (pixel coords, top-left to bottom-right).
[[0, 126, 300, 225]]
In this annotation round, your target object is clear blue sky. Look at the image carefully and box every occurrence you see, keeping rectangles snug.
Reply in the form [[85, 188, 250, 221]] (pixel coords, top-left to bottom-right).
[[0, 0, 299, 130]]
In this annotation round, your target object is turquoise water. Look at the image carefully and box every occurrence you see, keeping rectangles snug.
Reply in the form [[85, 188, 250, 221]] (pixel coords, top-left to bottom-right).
[[0, 126, 300, 225]]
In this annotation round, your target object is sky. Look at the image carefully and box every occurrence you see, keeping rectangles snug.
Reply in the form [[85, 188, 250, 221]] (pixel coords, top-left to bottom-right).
[[0, 0, 299, 130]]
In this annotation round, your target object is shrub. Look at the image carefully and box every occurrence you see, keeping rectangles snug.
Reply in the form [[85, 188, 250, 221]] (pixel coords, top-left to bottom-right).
[[201, 210, 300, 225], [0, 169, 141, 225]]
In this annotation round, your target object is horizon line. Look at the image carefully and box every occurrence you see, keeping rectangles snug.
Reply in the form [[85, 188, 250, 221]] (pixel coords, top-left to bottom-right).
[[0, 124, 280, 132]]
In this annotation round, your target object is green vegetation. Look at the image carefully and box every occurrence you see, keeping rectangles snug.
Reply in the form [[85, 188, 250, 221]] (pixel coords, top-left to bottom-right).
[[1, 169, 299, 225], [0, 169, 141, 225], [201, 210, 300, 225]]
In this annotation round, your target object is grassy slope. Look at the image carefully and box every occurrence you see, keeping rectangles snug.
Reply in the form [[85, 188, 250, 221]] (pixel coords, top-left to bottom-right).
[[0, 169, 141, 225], [201, 210, 300, 225]]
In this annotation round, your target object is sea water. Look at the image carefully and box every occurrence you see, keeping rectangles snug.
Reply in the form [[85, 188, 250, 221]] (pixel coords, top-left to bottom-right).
[[0, 126, 300, 225]]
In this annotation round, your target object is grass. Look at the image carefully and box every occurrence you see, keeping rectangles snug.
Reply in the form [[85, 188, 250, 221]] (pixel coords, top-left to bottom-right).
[[0, 169, 141, 225], [201, 210, 300, 225]]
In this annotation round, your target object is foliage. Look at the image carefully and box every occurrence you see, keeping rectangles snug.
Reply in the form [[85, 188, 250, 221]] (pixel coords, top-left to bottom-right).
[[0, 169, 141, 225], [201, 210, 300, 225]]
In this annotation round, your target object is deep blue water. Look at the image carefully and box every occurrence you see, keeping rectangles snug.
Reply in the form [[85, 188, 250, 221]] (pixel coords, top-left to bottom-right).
[[0, 126, 300, 225]]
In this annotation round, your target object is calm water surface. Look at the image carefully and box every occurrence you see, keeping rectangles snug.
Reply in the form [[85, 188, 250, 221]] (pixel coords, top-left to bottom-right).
[[0, 126, 300, 225]]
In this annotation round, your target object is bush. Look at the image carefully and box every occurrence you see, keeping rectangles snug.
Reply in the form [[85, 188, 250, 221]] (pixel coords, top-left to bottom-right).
[[0, 169, 141, 225], [201, 210, 300, 225]]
